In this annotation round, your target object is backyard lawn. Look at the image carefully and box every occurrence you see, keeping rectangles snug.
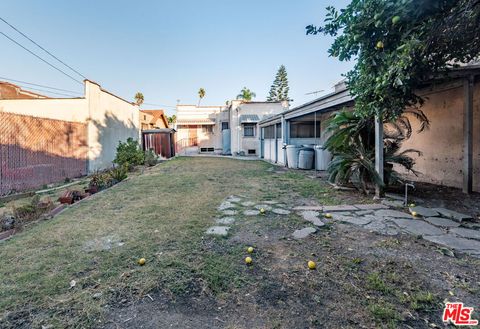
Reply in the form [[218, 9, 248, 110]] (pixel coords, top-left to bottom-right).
[[1, 157, 479, 328]]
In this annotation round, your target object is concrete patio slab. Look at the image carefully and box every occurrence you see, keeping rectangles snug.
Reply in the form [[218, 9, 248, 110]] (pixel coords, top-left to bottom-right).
[[374, 209, 412, 219], [244, 209, 260, 216], [389, 218, 444, 237], [408, 206, 439, 217], [424, 234, 480, 258], [323, 205, 359, 212], [432, 208, 472, 222], [293, 206, 323, 211], [424, 217, 461, 228], [354, 204, 389, 210], [450, 227, 480, 241]]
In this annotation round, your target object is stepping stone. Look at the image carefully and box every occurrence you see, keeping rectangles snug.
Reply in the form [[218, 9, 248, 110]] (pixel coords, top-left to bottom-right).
[[254, 204, 273, 211], [363, 218, 400, 236], [222, 210, 237, 216], [323, 205, 359, 212], [293, 206, 323, 211], [244, 209, 260, 216], [356, 210, 375, 216], [389, 218, 444, 237], [299, 211, 325, 227], [408, 206, 439, 218], [242, 201, 256, 207], [450, 227, 480, 241], [292, 227, 317, 239], [218, 201, 235, 211], [374, 209, 411, 219], [206, 226, 230, 236], [424, 217, 460, 228], [333, 214, 373, 226], [272, 208, 291, 215], [226, 195, 242, 203], [424, 234, 480, 258], [381, 199, 405, 208], [262, 200, 279, 205], [215, 217, 236, 225], [354, 204, 389, 210], [432, 208, 472, 222]]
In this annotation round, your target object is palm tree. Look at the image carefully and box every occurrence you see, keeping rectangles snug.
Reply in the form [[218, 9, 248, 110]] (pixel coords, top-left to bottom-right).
[[198, 88, 206, 106], [167, 114, 176, 124], [236, 87, 256, 102], [134, 92, 144, 106]]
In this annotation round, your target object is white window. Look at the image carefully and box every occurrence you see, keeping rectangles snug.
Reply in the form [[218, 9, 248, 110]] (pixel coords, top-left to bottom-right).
[[202, 125, 213, 134], [243, 123, 256, 137]]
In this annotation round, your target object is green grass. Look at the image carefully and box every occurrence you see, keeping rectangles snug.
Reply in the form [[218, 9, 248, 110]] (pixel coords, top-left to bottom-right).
[[0, 157, 339, 327], [367, 272, 392, 294], [368, 301, 401, 326]]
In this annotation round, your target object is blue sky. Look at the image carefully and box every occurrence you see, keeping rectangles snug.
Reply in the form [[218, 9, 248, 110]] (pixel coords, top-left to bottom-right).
[[0, 0, 353, 115]]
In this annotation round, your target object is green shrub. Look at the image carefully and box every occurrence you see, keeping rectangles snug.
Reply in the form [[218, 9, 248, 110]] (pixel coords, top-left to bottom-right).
[[144, 149, 158, 167], [113, 138, 144, 170], [109, 164, 128, 182]]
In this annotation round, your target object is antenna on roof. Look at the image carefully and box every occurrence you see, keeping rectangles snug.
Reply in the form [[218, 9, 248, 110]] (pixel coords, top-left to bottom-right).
[[305, 90, 324, 97]]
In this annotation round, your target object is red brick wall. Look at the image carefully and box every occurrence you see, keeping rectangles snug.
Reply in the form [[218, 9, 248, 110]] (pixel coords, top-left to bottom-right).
[[0, 112, 87, 195]]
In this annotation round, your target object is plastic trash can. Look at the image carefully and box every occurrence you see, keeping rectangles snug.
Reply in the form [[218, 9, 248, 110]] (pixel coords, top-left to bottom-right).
[[298, 148, 315, 169], [286, 145, 301, 169], [314, 145, 332, 170]]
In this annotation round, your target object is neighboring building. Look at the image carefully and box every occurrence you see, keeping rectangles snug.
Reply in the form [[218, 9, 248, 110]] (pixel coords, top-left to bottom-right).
[[0, 80, 140, 195], [140, 109, 169, 130], [175, 100, 287, 156], [0, 81, 49, 99], [259, 67, 480, 193]]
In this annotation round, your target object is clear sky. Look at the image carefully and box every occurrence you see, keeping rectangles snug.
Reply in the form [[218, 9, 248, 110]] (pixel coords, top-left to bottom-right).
[[0, 0, 353, 116]]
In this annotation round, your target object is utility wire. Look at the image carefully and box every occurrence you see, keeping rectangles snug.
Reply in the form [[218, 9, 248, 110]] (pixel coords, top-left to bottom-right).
[[14, 84, 82, 98], [0, 76, 83, 94], [0, 31, 83, 85], [143, 102, 177, 109], [0, 16, 87, 79]]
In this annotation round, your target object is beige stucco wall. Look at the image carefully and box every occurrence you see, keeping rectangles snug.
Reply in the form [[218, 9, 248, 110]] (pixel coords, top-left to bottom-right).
[[0, 80, 140, 172], [0, 97, 88, 122], [230, 101, 287, 155], [398, 81, 480, 192]]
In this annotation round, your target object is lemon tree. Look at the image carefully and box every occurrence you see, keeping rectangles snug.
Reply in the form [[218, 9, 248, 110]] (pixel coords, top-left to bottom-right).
[[306, 0, 480, 120]]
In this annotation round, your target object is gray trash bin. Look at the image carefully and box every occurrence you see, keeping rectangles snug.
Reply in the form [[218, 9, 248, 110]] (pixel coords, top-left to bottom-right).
[[314, 145, 332, 170], [298, 148, 315, 169], [286, 145, 301, 169]]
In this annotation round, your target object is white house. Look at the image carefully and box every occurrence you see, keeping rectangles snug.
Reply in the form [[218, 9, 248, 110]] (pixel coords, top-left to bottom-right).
[[175, 100, 288, 156]]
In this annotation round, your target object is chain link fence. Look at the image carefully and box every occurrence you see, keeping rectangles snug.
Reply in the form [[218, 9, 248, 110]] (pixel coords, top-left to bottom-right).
[[0, 112, 88, 196]]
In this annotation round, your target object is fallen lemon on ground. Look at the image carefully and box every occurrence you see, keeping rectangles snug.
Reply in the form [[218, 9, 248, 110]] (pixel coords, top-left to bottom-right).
[[245, 256, 253, 265], [409, 203, 416, 207], [411, 211, 418, 217], [260, 208, 266, 214], [308, 261, 316, 270], [324, 213, 332, 219], [376, 41, 384, 49], [138, 258, 146, 266], [247, 246, 254, 253]]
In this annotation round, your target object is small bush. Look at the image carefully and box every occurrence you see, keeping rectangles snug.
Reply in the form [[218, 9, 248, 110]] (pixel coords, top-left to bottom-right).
[[109, 164, 128, 182], [144, 149, 158, 167], [113, 138, 144, 170]]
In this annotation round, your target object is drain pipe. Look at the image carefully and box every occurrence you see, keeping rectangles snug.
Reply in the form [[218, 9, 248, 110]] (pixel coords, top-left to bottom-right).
[[404, 182, 415, 206]]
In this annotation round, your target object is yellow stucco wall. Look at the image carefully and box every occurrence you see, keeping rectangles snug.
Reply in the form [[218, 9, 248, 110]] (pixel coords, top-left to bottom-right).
[[399, 81, 480, 192]]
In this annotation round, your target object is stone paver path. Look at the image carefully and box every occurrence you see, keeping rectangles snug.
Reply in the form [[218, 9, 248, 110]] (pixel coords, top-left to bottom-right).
[[294, 202, 480, 258]]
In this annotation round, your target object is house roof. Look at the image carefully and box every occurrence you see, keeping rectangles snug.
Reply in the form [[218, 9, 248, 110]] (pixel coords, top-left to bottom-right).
[[140, 109, 169, 127], [0, 81, 50, 99], [239, 114, 260, 123]]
